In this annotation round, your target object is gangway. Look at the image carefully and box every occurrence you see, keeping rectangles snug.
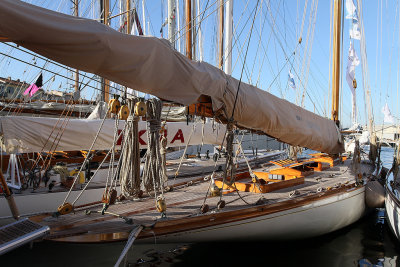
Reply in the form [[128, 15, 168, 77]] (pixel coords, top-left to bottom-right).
[[0, 218, 49, 255]]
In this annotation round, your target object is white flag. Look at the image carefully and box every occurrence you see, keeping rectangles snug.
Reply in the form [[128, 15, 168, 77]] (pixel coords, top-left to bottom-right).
[[349, 19, 361, 40], [288, 70, 296, 90], [346, 42, 360, 94], [382, 103, 395, 123], [345, 0, 358, 21]]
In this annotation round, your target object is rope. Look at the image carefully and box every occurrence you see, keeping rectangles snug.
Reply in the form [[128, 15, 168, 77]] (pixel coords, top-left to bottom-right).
[[120, 98, 141, 197], [62, 104, 111, 205], [174, 121, 197, 179], [142, 99, 166, 194]]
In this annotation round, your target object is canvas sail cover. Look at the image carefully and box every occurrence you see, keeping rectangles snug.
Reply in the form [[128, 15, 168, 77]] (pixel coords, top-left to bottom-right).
[[0, 116, 225, 154], [0, 0, 344, 154]]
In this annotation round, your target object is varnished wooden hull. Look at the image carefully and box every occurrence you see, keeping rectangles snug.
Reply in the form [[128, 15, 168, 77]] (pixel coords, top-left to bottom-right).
[[52, 185, 366, 243]]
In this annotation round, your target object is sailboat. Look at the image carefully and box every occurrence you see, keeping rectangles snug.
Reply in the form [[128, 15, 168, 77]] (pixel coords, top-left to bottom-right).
[[0, 0, 381, 245], [385, 144, 400, 242]]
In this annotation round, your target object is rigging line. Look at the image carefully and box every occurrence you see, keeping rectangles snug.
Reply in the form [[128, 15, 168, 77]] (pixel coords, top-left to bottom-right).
[[230, 0, 260, 120], [170, 0, 225, 43], [230, 1, 263, 82], [2, 43, 124, 94], [0, 51, 132, 98]]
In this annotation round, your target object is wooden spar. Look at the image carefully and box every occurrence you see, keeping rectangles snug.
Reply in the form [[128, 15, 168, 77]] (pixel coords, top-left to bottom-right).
[[0, 170, 20, 220], [185, 0, 192, 60], [331, 0, 342, 122], [73, 0, 79, 100], [100, 0, 110, 103], [126, 0, 131, 34], [218, 0, 224, 69]]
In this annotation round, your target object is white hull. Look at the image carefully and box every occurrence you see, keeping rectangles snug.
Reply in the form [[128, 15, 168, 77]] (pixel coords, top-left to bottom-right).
[[141, 186, 366, 243], [385, 187, 400, 242]]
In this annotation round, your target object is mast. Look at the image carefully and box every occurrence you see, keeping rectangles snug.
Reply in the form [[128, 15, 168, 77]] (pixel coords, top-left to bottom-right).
[[185, 0, 192, 59], [126, 0, 131, 34], [331, 0, 342, 122], [73, 0, 80, 100], [142, 0, 146, 35], [218, 0, 224, 69], [100, 0, 110, 103], [224, 0, 233, 75], [168, 0, 176, 47]]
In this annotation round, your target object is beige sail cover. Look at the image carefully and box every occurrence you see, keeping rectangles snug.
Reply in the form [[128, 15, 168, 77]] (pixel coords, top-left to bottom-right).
[[0, 0, 344, 154], [0, 116, 225, 154]]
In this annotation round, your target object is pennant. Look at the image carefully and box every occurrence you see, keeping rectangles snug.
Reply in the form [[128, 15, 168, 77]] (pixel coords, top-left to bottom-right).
[[346, 42, 360, 94], [288, 70, 296, 90], [345, 0, 358, 21], [23, 73, 42, 97], [382, 103, 395, 123]]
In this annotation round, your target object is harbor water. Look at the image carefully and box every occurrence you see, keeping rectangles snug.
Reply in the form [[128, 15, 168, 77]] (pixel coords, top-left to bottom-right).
[[1, 147, 399, 266]]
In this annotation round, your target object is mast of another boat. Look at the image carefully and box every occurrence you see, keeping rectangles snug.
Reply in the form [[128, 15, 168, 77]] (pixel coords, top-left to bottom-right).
[[100, 0, 110, 104], [218, 0, 224, 69], [168, 0, 176, 48], [73, 0, 80, 100], [331, 0, 341, 125], [186, 0, 192, 60], [224, 0, 233, 75]]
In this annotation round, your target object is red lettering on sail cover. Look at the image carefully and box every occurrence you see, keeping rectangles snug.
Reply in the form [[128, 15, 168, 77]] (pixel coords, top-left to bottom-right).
[[139, 130, 147, 145], [171, 129, 185, 143]]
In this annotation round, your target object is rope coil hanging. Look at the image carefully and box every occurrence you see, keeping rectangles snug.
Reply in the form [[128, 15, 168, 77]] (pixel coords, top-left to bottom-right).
[[120, 98, 141, 197], [142, 98, 167, 194]]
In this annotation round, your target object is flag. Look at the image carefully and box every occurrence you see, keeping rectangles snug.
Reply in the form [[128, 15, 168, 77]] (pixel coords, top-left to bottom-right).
[[288, 70, 296, 90], [345, 0, 358, 21], [346, 42, 360, 94], [349, 19, 361, 40], [382, 103, 395, 123], [23, 73, 42, 97]]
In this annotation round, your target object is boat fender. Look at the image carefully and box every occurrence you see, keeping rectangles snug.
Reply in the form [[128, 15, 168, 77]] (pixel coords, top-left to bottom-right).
[[108, 99, 121, 114], [57, 202, 73, 215], [200, 204, 209, 213], [156, 196, 167, 213], [217, 200, 226, 210], [118, 105, 130, 120], [365, 180, 385, 208], [134, 101, 147, 117]]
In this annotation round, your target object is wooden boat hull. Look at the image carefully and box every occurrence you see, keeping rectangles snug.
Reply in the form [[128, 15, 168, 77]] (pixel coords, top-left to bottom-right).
[[51, 185, 366, 243], [385, 187, 400, 242], [142, 186, 366, 243]]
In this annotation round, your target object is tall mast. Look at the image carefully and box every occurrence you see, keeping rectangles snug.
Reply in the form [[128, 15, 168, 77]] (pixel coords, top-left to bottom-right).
[[331, 0, 342, 122], [168, 0, 176, 47], [100, 0, 110, 103], [73, 0, 80, 100], [142, 0, 146, 35], [218, 0, 224, 69], [126, 0, 131, 34], [224, 0, 233, 75], [185, 0, 192, 59]]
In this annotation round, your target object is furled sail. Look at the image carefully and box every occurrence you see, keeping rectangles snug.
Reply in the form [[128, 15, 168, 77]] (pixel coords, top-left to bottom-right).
[[0, 0, 344, 154], [0, 116, 225, 154]]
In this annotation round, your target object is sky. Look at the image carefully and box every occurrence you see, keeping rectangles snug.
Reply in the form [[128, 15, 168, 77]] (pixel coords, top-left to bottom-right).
[[1, 0, 399, 128]]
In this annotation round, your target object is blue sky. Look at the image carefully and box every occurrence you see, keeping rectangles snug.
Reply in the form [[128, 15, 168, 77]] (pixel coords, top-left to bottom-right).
[[1, 0, 399, 128]]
